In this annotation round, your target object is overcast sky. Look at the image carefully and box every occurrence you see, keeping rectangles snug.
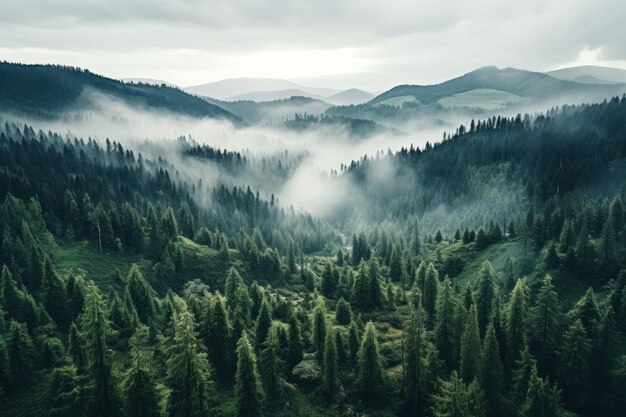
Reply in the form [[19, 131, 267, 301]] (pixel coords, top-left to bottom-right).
[[1, 0, 625, 91]]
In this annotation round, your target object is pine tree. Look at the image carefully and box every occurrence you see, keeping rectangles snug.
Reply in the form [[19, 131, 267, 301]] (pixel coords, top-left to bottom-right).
[[255, 299, 272, 350], [259, 331, 283, 409], [521, 367, 563, 417], [48, 364, 88, 417], [235, 332, 264, 417], [68, 321, 86, 371], [432, 371, 486, 417], [460, 304, 481, 382], [558, 319, 591, 396], [511, 347, 537, 405], [368, 258, 385, 310], [287, 239, 297, 275], [166, 302, 214, 417], [475, 261, 498, 337], [40, 256, 68, 324], [348, 321, 361, 365], [389, 247, 404, 283], [81, 283, 117, 417], [531, 275, 561, 359], [322, 325, 340, 400], [311, 302, 327, 363], [203, 296, 232, 381], [224, 267, 245, 311], [422, 263, 439, 329], [404, 305, 429, 417], [351, 261, 370, 310], [506, 279, 528, 368], [120, 326, 163, 417], [356, 321, 386, 402], [335, 297, 352, 325], [0, 335, 9, 396], [286, 314, 304, 371], [159, 207, 179, 244], [7, 320, 35, 386], [435, 278, 456, 368], [125, 264, 155, 323], [479, 323, 504, 417]]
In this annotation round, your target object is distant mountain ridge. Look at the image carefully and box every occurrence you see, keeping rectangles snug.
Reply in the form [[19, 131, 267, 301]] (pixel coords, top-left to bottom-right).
[[0, 62, 240, 121], [370, 66, 626, 107], [185, 77, 340, 100], [548, 65, 626, 84]]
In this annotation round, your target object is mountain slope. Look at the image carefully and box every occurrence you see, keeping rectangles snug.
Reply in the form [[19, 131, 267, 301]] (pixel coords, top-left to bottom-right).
[[325, 88, 374, 105], [0, 62, 240, 121], [548, 65, 626, 84], [185, 77, 340, 100], [227, 89, 328, 102], [371, 66, 626, 106]]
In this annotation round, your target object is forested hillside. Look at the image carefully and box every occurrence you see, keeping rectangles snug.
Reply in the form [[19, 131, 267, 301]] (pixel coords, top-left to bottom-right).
[[1, 96, 626, 417]]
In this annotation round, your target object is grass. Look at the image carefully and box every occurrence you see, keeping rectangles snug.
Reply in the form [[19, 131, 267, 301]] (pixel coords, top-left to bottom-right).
[[54, 239, 150, 291]]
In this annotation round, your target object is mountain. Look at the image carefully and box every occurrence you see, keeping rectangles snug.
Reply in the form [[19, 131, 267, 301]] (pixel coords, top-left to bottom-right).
[[370, 66, 626, 108], [121, 77, 178, 88], [548, 65, 626, 84], [325, 88, 374, 105], [227, 89, 328, 102], [204, 95, 332, 124], [0, 62, 240, 121], [185, 77, 340, 100]]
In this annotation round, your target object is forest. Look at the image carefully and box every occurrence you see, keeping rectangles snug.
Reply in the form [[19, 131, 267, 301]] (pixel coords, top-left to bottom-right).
[[1, 91, 626, 417]]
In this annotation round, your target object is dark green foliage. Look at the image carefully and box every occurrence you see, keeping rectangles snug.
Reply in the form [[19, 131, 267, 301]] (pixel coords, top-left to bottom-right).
[[311, 302, 328, 363], [287, 314, 304, 372], [81, 283, 118, 417], [7, 320, 35, 386], [475, 261, 498, 337], [40, 257, 68, 324], [48, 364, 88, 417], [460, 304, 481, 382], [432, 371, 486, 417], [435, 278, 457, 368], [120, 326, 164, 417], [479, 323, 504, 417], [166, 301, 214, 417], [203, 296, 232, 381], [255, 299, 272, 350], [235, 331, 264, 417], [403, 305, 430, 417], [259, 331, 283, 409], [334, 297, 352, 325], [125, 264, 155, 323], [506, 279, 529, 368], [356, 321, 386, 402], [322, 326, 340, 400], [558, 319, 592, 396]]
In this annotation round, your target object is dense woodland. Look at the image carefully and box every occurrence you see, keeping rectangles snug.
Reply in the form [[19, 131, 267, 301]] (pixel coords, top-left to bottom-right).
[[1, 96, 626, 417]]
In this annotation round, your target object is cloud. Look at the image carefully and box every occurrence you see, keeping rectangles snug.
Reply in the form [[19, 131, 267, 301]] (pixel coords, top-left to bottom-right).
[[1, 1, 625, 89]]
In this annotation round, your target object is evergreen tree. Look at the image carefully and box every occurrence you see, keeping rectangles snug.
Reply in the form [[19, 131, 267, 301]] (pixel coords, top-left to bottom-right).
[[259, 331, 283, 409], [475, 261, 498, 337], [322, 325, 340, 400], [511, 347, 537, 405], [286, 314, 304, 371], [422, 263, 439, 329], [335, 297, 352, 325], [348, 321, 361, 364], [48, 364, 88, 417], [125, 264, 155, 323], [521, 367, 563, 417], [40, 257, 68, 324], [311, 302, 328, 363], [531, 275, 561, 361], [7, 320, 35, 386], [506, 279, 529, 368], [460, 304, 481, 382], [435, 278, 456, 368], [287, 239, 297, 275], [203, 296, 232, 381], [160, 207, 179, 244], [235, 332, 264, 417], [479, 323, 504, 417], [0, 335, 9, 396], [81, 283, 118, 417], [255, 299, 272, 350], [356, 321, 386, 402], [368, 258, 385, 310], [166, 302, 214, 417], [120, 326, 164, 417], [404, 305, 429, 417], [432, 371, 486, 417], [558, 319, 592, 399]]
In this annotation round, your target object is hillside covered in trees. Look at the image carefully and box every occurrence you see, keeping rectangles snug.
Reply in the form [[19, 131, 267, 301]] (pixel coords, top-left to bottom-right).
[[1, 92, 626, 417]]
